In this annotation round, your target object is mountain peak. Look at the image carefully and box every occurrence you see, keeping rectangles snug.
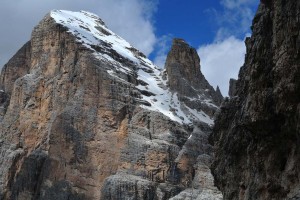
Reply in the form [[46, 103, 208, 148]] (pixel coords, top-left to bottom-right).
[[0, 9, 223, 200], [165, 37, 223, 109], [166, 38, 201, 90], [172, 38, 190, 47], [50, 10, 145, 65]]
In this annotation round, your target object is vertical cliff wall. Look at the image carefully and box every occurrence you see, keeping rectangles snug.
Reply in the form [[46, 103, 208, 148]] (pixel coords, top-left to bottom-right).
[[211, 1, 300, 199], [0, 13, 138, 200]]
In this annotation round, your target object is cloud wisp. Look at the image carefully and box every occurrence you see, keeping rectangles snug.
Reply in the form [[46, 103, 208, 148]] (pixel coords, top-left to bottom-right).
[[153, 35, 173, 68], [0, 0, 157, 68], [198, 36, 246, 96], [215, 0, 258, 40], [198, 0, 258, 96]]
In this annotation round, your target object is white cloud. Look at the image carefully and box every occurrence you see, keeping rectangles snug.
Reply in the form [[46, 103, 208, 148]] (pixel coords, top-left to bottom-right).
[[94, 0, 157, 56], [153, 35, 172, 68], [0, 0, 157, 67], [198, 36, 246, 96], [221, 0, 257, 9], [153, 53, 167, 69], [212, 0, 257, 41], [221, 0, 239, 9], [198, 0, 257, 96]]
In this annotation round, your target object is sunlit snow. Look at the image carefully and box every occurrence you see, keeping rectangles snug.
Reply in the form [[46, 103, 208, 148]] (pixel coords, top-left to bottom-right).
[[50, 10, 215, 125]]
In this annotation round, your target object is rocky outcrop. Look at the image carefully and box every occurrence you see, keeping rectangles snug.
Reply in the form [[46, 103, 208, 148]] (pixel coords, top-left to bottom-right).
[[211, 1, 300, 199], [166, 39, 205, 93], [0, 10, 222, 200], [0, 41, 31, 120], [0, 41, 31, 95], [0, 90, 8, 121], [215, 86, 223, 101], [168, 122, 222, 200], [101, 110, 222, 200], [165, 38, 223, 118], [228, 79, 237, 97]]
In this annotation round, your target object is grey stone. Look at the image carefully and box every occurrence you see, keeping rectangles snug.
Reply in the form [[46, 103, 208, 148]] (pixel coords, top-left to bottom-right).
[[228, 79, 237, 98], [211, 1, 300, 199]]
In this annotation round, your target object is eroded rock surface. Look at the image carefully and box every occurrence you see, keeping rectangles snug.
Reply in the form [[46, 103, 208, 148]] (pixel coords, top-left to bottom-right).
[[211, 1, 300, 199], [0, 42, 31, 121], [228, 79, 237, 98], [0, 41, 31, 95], [165, 38, 223, 119], [0, 10, 222, 200]]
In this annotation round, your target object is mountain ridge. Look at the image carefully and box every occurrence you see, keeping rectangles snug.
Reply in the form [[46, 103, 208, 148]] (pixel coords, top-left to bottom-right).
[[49, 10, 220, 125], [0, 9, 222, 199]]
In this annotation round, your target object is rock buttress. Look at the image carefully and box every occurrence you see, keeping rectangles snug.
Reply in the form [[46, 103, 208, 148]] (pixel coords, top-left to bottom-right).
[[165, 38, 223, 118], [0, 14, 136, 199], [0, 41, 31, 120]]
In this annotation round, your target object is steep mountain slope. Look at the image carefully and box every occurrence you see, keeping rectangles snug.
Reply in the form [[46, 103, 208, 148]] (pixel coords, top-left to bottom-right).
[[0, 10, 222, 199], [211, 1, 300, 199]]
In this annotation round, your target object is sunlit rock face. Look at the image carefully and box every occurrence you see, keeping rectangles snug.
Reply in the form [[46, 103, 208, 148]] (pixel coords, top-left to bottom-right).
[[211, 1, 300, 199], [0, 10, 222, 200]]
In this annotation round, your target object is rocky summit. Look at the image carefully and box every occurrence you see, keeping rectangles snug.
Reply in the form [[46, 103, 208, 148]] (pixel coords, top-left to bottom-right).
[[211, 0, 300, 199], [0, 10, 222, 199], [165, 38, 223, 119]]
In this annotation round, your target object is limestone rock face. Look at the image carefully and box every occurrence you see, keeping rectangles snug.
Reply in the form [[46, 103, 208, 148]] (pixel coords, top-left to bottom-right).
[[0, 41, 31, 95], [0, 10, 222, 200], [211, 1, 300, 199], [215, 86, 223, 101], [165, 38, 223, 119], [0, 90, 8, 121], [166, 39, 204, 93], [0, 41, 31, 121]]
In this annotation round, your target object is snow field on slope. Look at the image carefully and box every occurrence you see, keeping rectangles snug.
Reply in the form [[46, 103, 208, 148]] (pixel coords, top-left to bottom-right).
[[50, 10, 214, 125]]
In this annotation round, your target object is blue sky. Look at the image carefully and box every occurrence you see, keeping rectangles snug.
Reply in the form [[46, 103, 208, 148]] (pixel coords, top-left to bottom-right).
[[153, 0, 259, 47], [153, 0, 222, 49], [151, 0, 259, 95], [0, 0, 260, 95]]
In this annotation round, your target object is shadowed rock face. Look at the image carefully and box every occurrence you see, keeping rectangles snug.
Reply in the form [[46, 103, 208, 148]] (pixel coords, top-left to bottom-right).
[[166, 39, 223, 105], [228, 79, 237, 98], [166, 39, 203, 92], [0, 41, 31, 95], [0, 11, 222, 200], [0, 42, 31, 120], [211, 1, 300, 199], [165, 38, 223, 118]]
